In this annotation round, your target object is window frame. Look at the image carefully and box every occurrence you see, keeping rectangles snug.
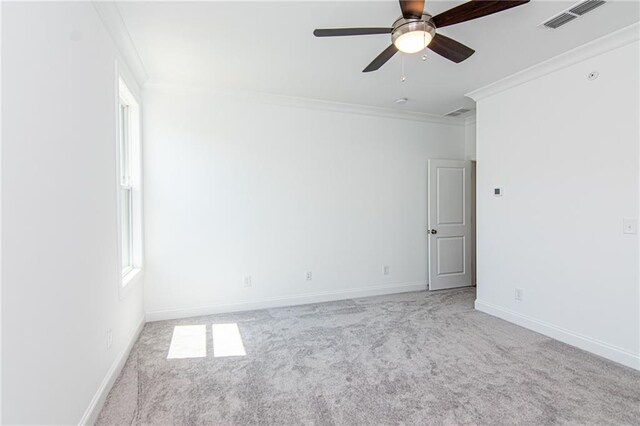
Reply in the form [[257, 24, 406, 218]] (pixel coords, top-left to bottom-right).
[[117, 75, 143, 296], [119, 100, 134, 276]]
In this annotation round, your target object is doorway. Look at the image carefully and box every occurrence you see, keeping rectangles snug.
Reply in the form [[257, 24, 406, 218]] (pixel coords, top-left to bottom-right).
[[427, 159, 476, 290]]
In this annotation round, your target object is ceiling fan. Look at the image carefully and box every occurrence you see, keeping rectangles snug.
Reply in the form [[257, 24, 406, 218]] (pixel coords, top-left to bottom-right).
[[313, 0, 530, 72]]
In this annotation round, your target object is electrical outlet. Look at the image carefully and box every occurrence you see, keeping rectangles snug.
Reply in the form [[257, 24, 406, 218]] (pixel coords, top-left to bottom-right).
[[306, 271, 313, 281], [243, 275, 252, 288], [515, 288, 523, 301], [623, 218, 638, 234], [383, 265, 390, 275], [106, 329, 113, 349]]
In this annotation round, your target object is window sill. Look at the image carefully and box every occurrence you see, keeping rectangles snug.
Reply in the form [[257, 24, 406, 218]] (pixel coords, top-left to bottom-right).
[[120, 267, 143, 300], [123, 267, 142, 287]]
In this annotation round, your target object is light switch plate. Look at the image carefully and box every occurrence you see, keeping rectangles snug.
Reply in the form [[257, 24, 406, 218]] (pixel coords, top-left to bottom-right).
[[623, 218, 637, 235], [515, 288, 523, 301]]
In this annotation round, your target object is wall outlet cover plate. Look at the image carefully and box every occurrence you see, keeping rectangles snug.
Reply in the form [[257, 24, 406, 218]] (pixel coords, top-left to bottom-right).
[[623, 218, 638, 235]]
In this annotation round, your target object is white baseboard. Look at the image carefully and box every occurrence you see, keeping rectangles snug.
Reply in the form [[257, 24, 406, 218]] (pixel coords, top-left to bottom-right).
[[78, 315, 146, 425], [146, 281, 428, 322], [475, 299, 640, 371]]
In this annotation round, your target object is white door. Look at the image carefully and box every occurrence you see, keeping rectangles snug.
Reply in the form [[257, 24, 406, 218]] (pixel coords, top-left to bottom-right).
[[428, 159, 472, 290]]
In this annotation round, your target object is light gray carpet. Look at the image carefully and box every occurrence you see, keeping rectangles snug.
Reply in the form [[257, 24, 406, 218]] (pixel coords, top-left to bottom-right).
[[97, 288, 640, 425]]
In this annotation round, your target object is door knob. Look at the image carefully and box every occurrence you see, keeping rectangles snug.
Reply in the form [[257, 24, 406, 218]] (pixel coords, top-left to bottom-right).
[[428, 229, 437, 234]]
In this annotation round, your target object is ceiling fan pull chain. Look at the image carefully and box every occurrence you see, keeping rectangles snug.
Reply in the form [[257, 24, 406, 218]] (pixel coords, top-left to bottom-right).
[[421, 30, 427, 61], [401, 55, 406, 82]]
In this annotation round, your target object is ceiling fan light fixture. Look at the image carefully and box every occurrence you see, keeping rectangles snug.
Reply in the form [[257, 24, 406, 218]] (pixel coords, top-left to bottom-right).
[[394, 30, 432, 53], [392, 19, 435, 54]]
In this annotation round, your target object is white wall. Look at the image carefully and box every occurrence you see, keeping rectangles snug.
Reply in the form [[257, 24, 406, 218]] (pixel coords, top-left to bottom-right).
[[474, 40, 639, 369], [1, 3, 144, 423], [465, 118, 476, 161], [143, 86, 465, 319], [0, 3, 4, 421]]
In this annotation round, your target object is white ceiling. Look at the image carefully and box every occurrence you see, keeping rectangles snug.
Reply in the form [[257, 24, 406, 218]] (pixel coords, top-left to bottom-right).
[[117, 1, 639, 115]]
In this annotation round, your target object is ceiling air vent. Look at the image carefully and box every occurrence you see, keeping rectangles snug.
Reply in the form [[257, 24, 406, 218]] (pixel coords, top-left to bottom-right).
[[542, 0, 606, 29], [569, 0, 606, 16], [543, 13, 577, 29], [444, 108, 472, 117]]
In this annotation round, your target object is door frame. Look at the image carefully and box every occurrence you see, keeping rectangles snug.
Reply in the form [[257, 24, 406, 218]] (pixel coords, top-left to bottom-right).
[[427, 159, 474, 290]]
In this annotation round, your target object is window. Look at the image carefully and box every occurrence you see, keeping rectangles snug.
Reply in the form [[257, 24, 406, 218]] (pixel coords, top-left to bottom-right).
[[118, 78, 142, 287], [119, 100, 133, 274]]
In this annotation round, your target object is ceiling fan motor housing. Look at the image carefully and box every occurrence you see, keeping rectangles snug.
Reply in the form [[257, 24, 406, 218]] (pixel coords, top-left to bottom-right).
[[391, 14, 436, 53]]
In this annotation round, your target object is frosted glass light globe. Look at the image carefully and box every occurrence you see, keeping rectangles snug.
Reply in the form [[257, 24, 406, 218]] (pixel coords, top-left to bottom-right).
[[394, 30, 433, 54]]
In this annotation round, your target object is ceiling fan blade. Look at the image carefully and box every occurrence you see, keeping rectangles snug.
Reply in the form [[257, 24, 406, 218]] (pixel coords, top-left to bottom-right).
[[399, 0, 425, 19], [363, 44, 399, 72], [432, 0, 530, 28], [313, 28, 392, 37], [428, 34, 475, 63]]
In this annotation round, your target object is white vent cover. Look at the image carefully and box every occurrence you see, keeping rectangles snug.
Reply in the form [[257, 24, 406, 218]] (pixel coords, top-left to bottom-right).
[[569, 0, 606, 15], [445, 108, 472, 117], [543, 13, 578, 29], [542, 0, 605, 29]]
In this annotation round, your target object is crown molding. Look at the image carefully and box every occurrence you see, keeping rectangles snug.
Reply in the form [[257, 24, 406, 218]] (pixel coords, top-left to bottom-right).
[[92, 1, 462, 126], [93, 1, 149, 88], [466, 22, 640, 102], [145, 82, 467, 126]]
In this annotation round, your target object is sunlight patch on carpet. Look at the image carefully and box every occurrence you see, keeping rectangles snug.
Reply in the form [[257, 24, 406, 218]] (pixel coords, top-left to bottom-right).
[[167, 325, 206, 359], [212, 323, 246, 357]]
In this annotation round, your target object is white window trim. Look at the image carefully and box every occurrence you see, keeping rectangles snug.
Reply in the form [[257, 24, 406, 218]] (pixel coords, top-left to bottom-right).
[[116, 74, 143, 299], [119, 99, 134, 275]]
